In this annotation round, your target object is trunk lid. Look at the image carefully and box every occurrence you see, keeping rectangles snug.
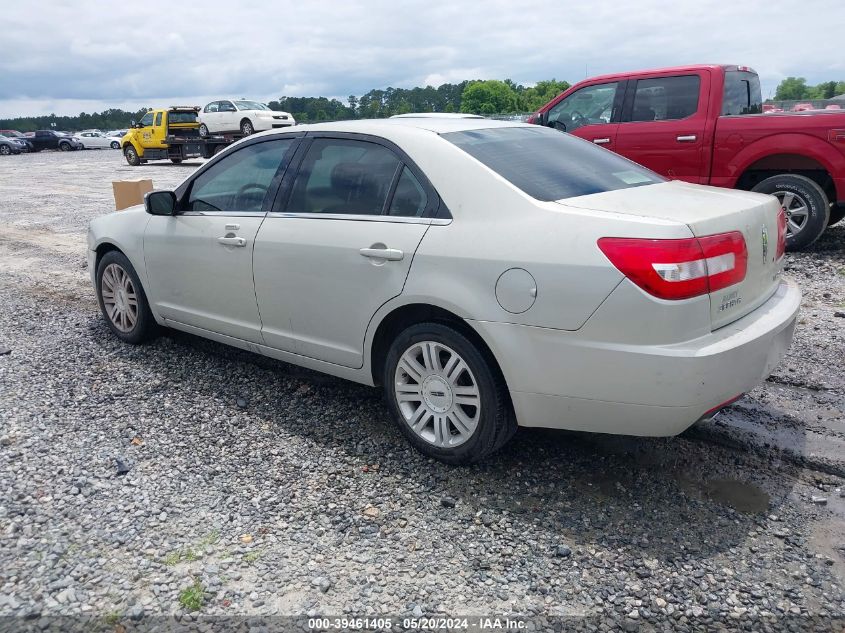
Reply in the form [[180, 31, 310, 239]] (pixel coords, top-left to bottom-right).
[[559, 180, 783, 329]]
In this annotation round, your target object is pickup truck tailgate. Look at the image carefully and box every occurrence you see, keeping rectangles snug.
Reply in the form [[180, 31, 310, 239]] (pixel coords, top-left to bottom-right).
[[560, 180, 783, 329]]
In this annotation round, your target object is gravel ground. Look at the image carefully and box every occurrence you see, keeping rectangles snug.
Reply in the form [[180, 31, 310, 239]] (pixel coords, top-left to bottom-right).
[[0, 150, 844, 631]]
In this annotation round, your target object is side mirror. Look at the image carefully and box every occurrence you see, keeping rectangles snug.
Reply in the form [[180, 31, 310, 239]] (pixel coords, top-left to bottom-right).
[[130, 120, 136, 127], [144, 190, 177, 216], [537, 111, 549, 126]]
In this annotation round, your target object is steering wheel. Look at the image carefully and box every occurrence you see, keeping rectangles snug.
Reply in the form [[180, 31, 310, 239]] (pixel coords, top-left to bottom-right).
[[237, 183, 268, 198], [570, 111, 590, 127]]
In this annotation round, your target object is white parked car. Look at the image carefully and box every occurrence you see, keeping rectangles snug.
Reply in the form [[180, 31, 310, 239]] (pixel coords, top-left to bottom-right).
[[74, 130, 122, 149], [87, 119, 799, 464], [198, 99, 295, 136], [390, 113, 485, 119]]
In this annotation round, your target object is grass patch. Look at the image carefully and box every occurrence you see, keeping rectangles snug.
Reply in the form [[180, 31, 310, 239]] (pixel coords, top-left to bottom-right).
[[178, 582, 205, 611], [104, 612, 121, 626], [198, 530, 220, 547], [163, 551, 181, 566], [243, 551, 261, 565]]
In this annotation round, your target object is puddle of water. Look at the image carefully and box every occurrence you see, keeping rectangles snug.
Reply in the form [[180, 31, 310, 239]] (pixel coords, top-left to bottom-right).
[[701, 479, 770, 514]]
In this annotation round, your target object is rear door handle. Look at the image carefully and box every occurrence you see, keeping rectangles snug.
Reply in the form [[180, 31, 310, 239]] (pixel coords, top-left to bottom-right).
[[218, 236, 247, 247], [359, 247, 404, 261], [592, 138, 611, 145], [676, 135, 697, 142]]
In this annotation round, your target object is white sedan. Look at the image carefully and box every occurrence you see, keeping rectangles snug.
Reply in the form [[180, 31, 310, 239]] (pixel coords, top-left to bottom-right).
[[87, 119, 800, 464], [74, 130, 122, 149], [198, 99, 295, 136]]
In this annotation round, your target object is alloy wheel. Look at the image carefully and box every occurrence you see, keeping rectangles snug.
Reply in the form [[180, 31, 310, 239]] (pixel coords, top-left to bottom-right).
[[394, 341, 481, 448], [0, 145, 10, 155], [774, 190, 809, 237], [101, 263, 139, 333]]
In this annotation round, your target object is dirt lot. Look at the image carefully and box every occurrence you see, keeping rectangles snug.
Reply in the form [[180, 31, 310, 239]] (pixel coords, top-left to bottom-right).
[[0, 150, 844, 630]]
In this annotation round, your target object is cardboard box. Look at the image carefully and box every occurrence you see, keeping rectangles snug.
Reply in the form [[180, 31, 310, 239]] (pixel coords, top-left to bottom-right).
[[112, 179, 153, 211]]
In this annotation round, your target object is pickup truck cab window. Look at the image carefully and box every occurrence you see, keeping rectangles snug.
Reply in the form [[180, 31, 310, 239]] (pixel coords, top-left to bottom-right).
[[547, 82, 619, 132], [629, 75, 700, 122], [154, 112, 163, 127], [139, 112, 154, 127], [722, 70, 763, 115]]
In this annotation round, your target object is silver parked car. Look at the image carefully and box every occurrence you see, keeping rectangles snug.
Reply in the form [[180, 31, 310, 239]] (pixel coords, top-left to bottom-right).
[[87, 119, 800, 463]]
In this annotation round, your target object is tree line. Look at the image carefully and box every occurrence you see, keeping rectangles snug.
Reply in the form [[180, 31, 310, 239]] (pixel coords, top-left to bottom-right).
[[1, 75, 842, 132]]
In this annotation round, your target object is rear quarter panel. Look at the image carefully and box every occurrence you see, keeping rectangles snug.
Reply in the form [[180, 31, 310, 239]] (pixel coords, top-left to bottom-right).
[[712, 112, 845, 201]]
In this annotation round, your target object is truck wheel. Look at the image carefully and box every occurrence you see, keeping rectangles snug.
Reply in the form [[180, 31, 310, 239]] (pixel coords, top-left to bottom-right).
[[199, 124, 209, 137], [170, 158, 182, 164], [124, 145, 141, 166], [751, 174, 830, 251], [240, 119, 254, 135], [828, 204, 845, 227]]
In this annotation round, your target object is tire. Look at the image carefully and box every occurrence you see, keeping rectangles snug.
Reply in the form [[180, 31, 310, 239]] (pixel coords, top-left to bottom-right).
[[170, 158, 183, 164], [198, 123, 209, 137], [383, 322, 516, 465], [59, 141, 71, 151], [751, 174, 830, 251], [240, 119, 254, 135], [0, 145, 10, 156], [828, 204, 845, 227], [95, 250, 157, 344], [124, 145, 141, 166], [111, 141, 120, 149]]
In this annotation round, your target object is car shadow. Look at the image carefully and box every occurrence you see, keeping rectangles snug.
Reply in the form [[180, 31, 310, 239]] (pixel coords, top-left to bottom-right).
[[87, 319, 805, 564]]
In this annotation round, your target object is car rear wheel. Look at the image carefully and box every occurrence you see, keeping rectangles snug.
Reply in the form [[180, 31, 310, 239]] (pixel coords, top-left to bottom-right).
[[751, 174, 830, 251], [383, 323, 516, 465], [124, 145, 141, 166], [199, 123, 209, 136], [96, 251, 157, 344], [59, 141, 72, 151], [110, 141, 120, 149], [0, 145, 10, 156], [240, 119, 254, 135]]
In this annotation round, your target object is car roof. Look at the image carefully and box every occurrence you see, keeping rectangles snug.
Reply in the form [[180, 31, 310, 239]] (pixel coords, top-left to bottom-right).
[[390, 112, 485, 119], [575, 64, 756, 84], [265, 117, 531, 136]]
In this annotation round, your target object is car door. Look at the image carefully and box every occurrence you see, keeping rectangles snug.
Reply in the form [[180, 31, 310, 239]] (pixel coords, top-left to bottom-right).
[[545, 81, 623, 150], [202, 102, 221, 132], [614, 73, 709, 183], [217, 101, 237, 132], [143, 137, 298, 343], [253, 135, 436, 367]]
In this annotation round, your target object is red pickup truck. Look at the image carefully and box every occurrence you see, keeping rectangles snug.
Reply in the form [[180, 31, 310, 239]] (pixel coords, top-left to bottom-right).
[[527, 65, 845, 250]]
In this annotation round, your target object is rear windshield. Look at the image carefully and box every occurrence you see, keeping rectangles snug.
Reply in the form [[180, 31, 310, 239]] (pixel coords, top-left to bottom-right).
[[722, 71, 763, 115], [168, 112, 198, 124], [442, 126, 664, 201]]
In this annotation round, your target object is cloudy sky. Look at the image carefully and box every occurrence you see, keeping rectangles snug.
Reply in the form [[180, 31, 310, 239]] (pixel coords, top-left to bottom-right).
[[2, 0, 843, 118]]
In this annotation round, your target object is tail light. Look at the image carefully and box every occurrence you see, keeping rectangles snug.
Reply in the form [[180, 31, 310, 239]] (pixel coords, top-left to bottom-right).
[[776, 208, 787, 260], [597, 232, 748, 300]]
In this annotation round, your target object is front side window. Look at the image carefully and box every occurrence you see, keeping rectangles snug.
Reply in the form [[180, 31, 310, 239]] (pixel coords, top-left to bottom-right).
[[139, 112, 154, 127], [443, 126, 664, 201], [548, 82, 618, 132], [220, 101, 236, 112], [287, 139, 401, 215], [630, 75, 700, 122], [187, 139, 296, 212]]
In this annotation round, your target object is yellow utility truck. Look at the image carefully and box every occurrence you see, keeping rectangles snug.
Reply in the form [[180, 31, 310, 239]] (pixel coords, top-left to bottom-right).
[[121, 106, 233, 166]]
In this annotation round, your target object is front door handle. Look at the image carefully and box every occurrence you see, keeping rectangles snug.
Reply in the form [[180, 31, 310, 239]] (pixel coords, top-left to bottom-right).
[[676, 135, 697, 142], [359, 247, 404, 261], [592, 137, 611, 145], [218, 236, 247, 247]]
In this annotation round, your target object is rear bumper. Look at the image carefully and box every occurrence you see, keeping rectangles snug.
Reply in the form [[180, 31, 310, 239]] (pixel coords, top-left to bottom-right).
[[472, 279, 801, 436]]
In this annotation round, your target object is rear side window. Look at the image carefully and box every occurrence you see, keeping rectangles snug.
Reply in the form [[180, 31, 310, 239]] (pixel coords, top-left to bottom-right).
[[630, 75, 700, 122], [388, 167, 427, 217], [722, 71, 763, 115], [154, 112, 163, 126], [287, 139, 401, 215], [443, 126, 664, 201]]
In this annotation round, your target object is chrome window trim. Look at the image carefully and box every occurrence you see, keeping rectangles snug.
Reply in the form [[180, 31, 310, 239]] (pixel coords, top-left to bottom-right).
[[265, 211, 451, 226], [180, 211, 266, 218]]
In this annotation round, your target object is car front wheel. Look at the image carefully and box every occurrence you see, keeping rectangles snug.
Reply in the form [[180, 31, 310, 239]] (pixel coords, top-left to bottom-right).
[[96, 251, 157, 344], [124, 145, 141, 166], [0, 145, 10, 155], [383, 323, 516, 464], [59, 141, 72, 151]]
